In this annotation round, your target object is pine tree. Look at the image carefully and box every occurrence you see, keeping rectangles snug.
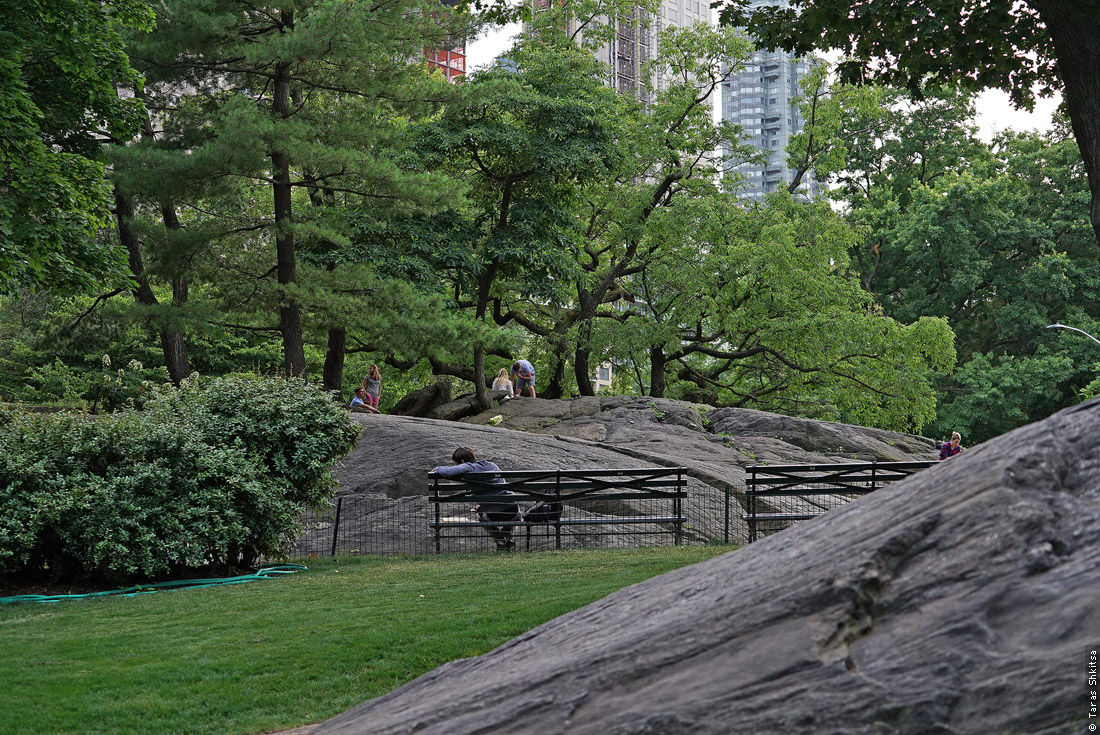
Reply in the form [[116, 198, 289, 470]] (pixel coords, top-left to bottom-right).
[[121, 0, 466, 375]]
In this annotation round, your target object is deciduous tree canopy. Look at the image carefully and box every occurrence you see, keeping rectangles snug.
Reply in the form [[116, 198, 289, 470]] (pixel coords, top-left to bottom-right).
[[719, 0, 1100, 246], [0, 0, 151, 292]]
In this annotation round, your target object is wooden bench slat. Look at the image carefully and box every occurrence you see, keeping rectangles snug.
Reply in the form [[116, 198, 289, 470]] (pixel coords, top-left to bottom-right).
[[746, 461, 935, 473], [429, 468, 686, 477], [431, 479, 686, 491]]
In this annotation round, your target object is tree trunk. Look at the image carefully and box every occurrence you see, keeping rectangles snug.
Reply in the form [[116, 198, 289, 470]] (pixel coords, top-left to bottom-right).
[[472, 259, 500, 411], [114, 189, 192, 385], [574, 343, 594, 396], [322, 327, 346, 394], [538, 339, 567, 399], [649, 346, 667, 397], [271, 47, 306, 377], [572, 303, 597, 396], [473, 344, 488, 407], [114, 189, 158, 307], [161, 324, 190, 385], [160, 204, 191, 385], [1032, 0, 1100, 246]]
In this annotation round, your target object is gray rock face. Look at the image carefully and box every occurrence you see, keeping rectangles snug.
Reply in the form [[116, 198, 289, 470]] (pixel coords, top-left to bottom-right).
[[327, 397, 936, 549], [315, 398, 1100, 735]]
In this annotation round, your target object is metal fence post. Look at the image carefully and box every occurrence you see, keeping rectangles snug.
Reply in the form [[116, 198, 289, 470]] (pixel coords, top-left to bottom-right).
[[748, 467, 757, 543], [330, 496, 343, 557], [554, 470, 562, 550], [724, 484, 730, 544], [668, 468, 677, 543], [432, 476, 441, 554]]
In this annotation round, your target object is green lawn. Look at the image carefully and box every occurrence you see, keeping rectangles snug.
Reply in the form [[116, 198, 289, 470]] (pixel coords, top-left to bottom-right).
[[0, 546, 732, 735]]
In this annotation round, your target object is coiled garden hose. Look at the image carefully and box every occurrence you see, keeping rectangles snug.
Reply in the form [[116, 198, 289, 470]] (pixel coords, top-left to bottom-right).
[[0, 564, 308, 605]]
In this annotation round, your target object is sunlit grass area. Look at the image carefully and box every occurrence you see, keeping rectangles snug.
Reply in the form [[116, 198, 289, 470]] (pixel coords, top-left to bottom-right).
[[0, 546, 733, 735]]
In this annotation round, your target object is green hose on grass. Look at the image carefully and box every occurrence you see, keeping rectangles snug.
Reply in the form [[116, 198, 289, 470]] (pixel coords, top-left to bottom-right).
[[0, 564, 308, 604]]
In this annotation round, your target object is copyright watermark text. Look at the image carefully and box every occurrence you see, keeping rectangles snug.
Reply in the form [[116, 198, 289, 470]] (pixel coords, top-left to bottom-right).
[[1089, 650, 1097, 730]]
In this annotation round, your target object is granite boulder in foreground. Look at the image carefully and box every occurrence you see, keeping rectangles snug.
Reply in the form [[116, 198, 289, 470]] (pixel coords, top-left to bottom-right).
[[315, 399, 1100, 735]]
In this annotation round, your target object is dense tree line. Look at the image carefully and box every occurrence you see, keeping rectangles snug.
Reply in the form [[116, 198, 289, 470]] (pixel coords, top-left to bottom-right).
[[785, 77, 1099, 442], [5, 0, 1097, 440]]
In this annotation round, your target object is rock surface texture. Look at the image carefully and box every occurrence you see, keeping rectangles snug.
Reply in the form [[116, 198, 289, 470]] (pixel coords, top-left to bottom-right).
[[337, 396, 936, 496], [321, 396, 938, 550], [314, 398, 1099, 735]]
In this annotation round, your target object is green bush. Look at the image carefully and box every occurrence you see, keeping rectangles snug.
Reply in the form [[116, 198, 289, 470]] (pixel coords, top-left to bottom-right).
[[12, 354, 170, 412], [0, 375, 360, 584]]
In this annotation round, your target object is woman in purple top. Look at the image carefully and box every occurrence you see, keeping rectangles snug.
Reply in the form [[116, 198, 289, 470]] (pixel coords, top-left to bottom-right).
[[939, 431, 963, 459]]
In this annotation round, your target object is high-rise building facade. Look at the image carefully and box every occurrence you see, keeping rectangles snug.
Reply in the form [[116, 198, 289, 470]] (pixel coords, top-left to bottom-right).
[[425, 46, 466, 82], [424, 0, 466, 83], [721, 0, 818, 201], [533, 0, 709, 103]]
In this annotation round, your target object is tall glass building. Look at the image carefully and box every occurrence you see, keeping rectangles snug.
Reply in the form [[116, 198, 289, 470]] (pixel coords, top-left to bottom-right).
[[531, 0, 710, 103], [721, 0, 818, 201]]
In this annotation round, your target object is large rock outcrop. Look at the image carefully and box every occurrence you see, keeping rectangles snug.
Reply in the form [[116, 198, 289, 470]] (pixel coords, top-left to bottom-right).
[[314, 398, 1099, 735], [337, 396, 936, 497], [320, 397, 938, 550]]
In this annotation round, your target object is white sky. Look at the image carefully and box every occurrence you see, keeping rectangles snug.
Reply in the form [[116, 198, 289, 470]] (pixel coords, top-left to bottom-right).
[[465, 23, 1062, 143]]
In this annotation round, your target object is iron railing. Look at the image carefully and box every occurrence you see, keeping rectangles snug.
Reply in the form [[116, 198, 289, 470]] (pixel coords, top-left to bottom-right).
[[744, 461, 935, 542], [285, 461, 935, 557]]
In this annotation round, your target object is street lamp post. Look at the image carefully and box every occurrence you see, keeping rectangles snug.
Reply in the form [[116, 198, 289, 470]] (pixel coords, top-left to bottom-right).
[[1046, 323, 1100, 347]]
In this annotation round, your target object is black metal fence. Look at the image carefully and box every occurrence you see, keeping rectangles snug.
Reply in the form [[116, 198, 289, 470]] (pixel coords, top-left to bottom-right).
[[285, 461, 936, 558], [429, 468, 687, 553], [744, 461, 935, 542], [289, 480, 749, 558]]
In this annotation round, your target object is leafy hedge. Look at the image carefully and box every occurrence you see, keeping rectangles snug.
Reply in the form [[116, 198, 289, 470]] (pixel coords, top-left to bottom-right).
[[0, 375, 360, 583]]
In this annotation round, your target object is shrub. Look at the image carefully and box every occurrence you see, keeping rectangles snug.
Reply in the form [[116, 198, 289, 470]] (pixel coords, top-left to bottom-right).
[[13, 354, 170, 412], [0, 376, 360, 584]]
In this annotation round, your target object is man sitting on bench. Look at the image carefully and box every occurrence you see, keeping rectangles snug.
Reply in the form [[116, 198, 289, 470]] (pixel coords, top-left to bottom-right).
[[432, 446, 519, 551]]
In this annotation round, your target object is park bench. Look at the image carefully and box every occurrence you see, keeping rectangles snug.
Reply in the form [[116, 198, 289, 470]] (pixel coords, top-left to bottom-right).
[[427, 467, 688, 552]]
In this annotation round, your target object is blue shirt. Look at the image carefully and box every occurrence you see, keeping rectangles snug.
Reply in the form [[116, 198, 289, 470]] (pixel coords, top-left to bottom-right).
[[432, 459, 504, 480]]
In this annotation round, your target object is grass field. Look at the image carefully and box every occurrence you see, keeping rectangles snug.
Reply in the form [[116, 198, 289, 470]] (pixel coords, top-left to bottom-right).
[[0, 546, 732, 735]]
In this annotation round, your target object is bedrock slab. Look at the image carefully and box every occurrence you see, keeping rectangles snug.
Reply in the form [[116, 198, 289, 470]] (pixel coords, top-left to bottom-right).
[[316, 398, 1099, 735]]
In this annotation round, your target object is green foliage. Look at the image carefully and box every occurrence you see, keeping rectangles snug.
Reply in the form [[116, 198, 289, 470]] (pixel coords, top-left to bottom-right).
[[0, 376, 359, 583], [0, 290, 288, 404], [722, 1, 1058, 110], [927, 352, 1077, 445], [722, 0, 1100, 258], [13, 359, 88, 406], [85, 355, 170, 413], [834, 108, 1100, 441], [0, 0, 151, 292], [15, 354, 169, 413], [604, 190, 955, 432]]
